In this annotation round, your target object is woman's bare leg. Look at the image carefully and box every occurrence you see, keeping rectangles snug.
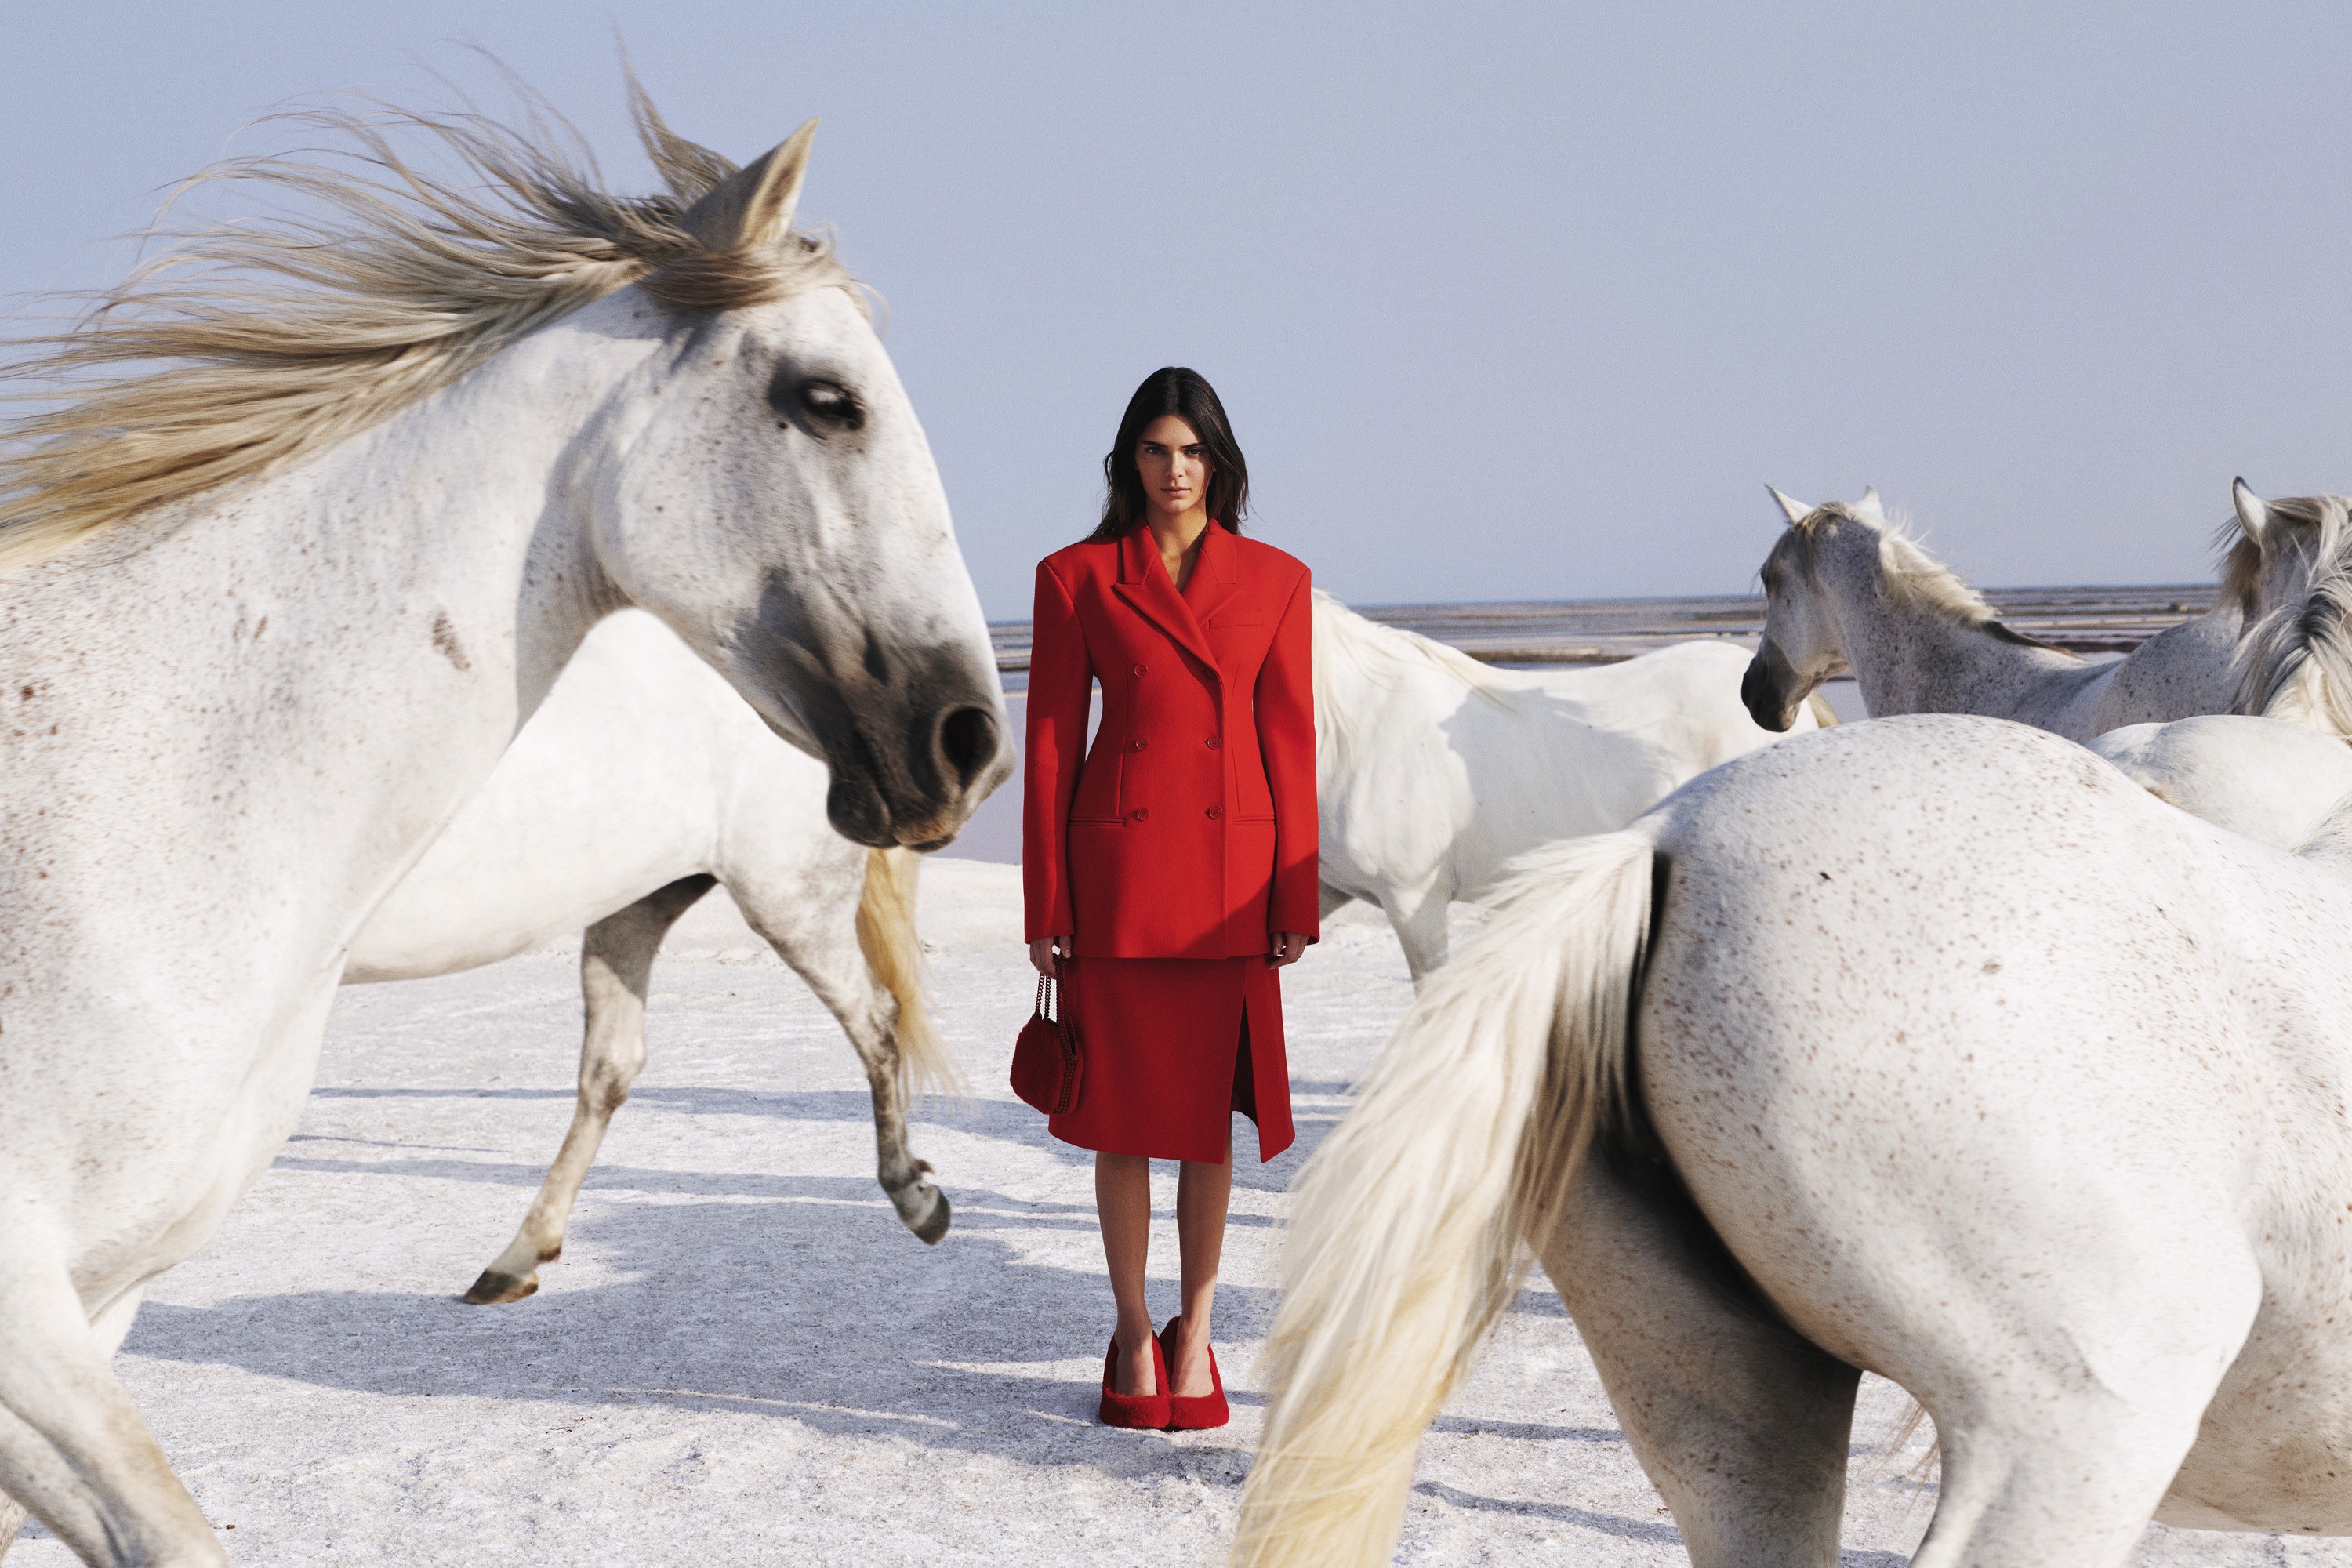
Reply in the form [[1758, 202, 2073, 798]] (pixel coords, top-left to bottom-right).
[[1096, 1150, 1157, 1395], [1171, 1135, 1234, 1397]]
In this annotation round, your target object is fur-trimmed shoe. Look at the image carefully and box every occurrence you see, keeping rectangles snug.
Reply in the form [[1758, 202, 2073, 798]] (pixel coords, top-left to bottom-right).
[[1159, 1315, 1230, 1430], [1098, 1330, 1171, 1428]]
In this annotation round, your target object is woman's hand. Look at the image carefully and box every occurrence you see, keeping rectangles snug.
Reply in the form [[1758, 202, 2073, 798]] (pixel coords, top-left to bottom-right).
[[1029, 936, 1071, 977], [1269, 931, 1309, 968]]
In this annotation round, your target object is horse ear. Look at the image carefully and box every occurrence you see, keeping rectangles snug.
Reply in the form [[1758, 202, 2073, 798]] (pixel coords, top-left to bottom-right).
[[1854, 485, 1886, 520], [1767, 486, 1811, 525], [680, 118, 818, 253], [2233, 477, 2270, 545]]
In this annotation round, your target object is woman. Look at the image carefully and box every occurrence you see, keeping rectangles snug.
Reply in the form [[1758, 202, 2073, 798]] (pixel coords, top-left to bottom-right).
[[1023, 366, 1317, 1430]]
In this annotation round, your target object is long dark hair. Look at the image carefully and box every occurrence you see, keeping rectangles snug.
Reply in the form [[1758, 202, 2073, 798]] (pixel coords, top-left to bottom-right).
[[1087, 367, 1250, 543]]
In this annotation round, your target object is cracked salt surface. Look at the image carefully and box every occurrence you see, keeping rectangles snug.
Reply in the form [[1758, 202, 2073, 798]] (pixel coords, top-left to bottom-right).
[[13, 859, 2341, 1565]]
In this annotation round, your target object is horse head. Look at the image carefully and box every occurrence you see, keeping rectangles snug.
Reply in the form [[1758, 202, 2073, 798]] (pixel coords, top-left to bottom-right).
[[2227, 481, 2352, 738], [1741, 485, 1860, 731], [585, 122, 1013, 850]]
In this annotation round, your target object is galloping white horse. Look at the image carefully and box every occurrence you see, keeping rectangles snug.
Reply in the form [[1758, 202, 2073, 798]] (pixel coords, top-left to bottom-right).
[[1738, 482, 2320, 739], [343, 610, 955, 1307], [1242, 713, 2352, 1568], [1312, 592, 1828, 978], [0, 91, 1009, 1565]]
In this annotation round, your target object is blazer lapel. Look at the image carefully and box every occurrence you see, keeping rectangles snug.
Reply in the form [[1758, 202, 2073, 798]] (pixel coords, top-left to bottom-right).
[[1181, 521, 1246, 628], [1113, 530, 1221, 673]]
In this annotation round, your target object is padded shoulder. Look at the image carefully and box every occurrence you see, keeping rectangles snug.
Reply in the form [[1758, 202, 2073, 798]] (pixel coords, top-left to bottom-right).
[[1039, 537, 1118, 584], [1229, 533, 1310, 584]]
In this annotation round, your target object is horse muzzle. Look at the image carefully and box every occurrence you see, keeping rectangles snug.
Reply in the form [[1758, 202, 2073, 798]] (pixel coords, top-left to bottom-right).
[[823, 697, 1011, 849], [1741, 641, 1806, 734]]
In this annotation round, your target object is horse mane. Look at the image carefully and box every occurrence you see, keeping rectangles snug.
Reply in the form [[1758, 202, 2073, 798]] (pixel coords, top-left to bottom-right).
[[1310, 590, 1513, 771], [0, 75, 852, 572], [1791, 502, 2067, 652], [2236, 495, 2352, 736], [2217, 492, 2343, 622]]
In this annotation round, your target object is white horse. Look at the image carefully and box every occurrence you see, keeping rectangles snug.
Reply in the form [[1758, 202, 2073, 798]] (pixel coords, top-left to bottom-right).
[[1312, 592, 1828, 979], [342, 609, 954, 1307], [1241, 713, 2352, 1568], [1738, 481, 2321, 739], [0, 89, 1010, 1566], [2087, 492, 2352, 848]]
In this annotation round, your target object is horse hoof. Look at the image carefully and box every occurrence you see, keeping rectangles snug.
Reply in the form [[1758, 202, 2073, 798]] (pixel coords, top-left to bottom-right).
[[908, 1187, 951, 1245], [462, 1269, 540, 1305]]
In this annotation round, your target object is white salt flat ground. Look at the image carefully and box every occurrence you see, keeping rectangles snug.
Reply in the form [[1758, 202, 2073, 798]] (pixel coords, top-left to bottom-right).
[[14, 857, 2341, 1566]]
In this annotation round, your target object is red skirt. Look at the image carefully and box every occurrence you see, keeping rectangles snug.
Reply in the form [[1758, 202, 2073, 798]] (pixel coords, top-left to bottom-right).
[[1047, 955, 1294, 1163]]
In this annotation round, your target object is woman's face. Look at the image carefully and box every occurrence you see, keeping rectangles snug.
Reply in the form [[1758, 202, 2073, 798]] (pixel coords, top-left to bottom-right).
[[1136, 414, 1213, 521]]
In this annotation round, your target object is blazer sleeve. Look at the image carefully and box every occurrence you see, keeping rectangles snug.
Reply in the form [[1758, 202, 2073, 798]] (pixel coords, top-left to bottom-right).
[[1256, 567, 1320, 941], [1023, 558, 1091, 940]]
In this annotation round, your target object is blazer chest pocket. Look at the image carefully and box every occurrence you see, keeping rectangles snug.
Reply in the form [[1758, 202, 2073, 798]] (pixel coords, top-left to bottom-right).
[[1207, 615, 1265, 629]]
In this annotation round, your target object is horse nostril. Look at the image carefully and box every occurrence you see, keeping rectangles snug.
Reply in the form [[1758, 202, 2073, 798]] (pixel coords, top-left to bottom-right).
[[938, 706, 996, 789]]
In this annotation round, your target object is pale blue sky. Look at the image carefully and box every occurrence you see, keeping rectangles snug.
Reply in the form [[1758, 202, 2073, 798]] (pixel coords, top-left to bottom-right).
[[5, 3, 2350, 617]]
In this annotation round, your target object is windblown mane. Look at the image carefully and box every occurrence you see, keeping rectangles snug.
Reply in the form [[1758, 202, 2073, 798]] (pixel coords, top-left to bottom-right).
[[1310, 590, 1512, 773], [1791, 502, 2060, 652], [0, 77, 852, 572], [2218, 492, 2342, 622], [2236, 494, 2352, 737]]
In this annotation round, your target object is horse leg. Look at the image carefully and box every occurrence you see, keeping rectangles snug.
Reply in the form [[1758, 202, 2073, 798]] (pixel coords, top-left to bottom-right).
[[1540, 1149, 1860, 1566], [0, 1286, 154, 1564], [731, 848, 949, 1243], [1893, 1290, 2249, 1568], [463, 873, 717, 1304], [0, 1258, 224, 1566], [1380, 885, 1452, 983], [1316, 880, 1356, 921]]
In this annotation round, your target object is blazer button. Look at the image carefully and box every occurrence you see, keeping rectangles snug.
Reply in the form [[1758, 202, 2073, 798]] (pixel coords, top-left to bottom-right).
[[1131, 737, 1149, 751], [1204, 735, 1221, 749], [1132, 807, 1149, 821], [1131, 662, 1147, 677], [1206, 806, 1221, 819]]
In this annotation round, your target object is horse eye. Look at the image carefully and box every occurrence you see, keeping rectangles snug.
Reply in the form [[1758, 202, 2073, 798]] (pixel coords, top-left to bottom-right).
[[771, 377, 866, 434]]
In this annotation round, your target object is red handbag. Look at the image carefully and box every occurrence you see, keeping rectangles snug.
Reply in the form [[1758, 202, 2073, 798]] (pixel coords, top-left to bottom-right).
[[1011, 971, 1083, 1116]]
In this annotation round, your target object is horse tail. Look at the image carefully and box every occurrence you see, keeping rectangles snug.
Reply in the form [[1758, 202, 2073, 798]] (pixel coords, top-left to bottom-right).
[[1235, 830, 1656, 1568], [1805, 690, 1841, 728], [855, 847, 961, 1100]]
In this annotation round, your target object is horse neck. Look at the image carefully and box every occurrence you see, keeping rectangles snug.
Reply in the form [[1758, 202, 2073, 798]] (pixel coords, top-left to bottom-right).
[[1815, 535, 2080, 720], [230, 296, 655, 713]]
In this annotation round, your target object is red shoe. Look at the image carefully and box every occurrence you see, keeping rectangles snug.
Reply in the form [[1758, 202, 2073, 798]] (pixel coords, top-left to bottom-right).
[[1098, 1330, 1171, 1428], [1159, 1316, 1230, 1430]]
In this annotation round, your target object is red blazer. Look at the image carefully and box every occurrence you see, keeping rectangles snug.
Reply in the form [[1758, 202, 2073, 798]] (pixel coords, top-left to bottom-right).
[[1024, 524, 1319, 960]]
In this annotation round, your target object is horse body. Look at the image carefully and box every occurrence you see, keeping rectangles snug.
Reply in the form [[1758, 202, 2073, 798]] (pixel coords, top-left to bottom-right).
[[1243, 715, 2352, 1567], [0, 103, 1007, 1566], [347, 608, 953, 1303], [1311, 593, 1818, 978], [2091, 714, 2352, 848], [346, 607, 782, 983]]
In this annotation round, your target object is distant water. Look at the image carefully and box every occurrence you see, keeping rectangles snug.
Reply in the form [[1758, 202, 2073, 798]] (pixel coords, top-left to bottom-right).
[[960, 590, 2193, 865]]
